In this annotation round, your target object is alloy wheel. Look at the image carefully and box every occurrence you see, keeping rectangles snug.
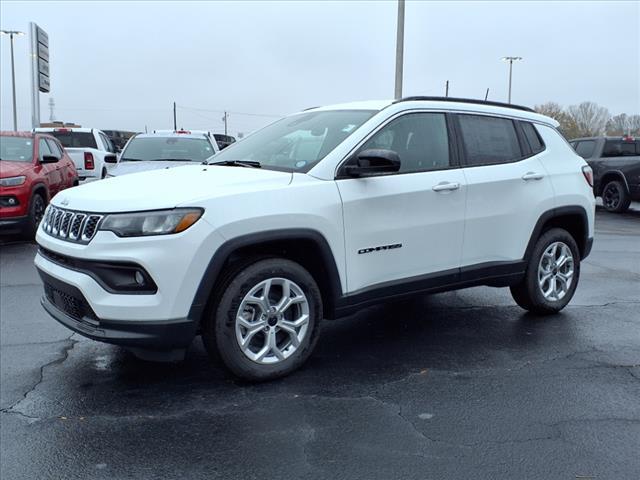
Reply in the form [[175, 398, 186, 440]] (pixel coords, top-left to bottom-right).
[[537, 241, 574, 301], [603, 183, 620, 210], [235, 277, 310, 364]]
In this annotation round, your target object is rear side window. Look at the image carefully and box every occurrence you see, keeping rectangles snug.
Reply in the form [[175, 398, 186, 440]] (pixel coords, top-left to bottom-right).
[[602, 140, 639, 157], [575, 140, 596, 159], [521, 122, 545, 154], [457, 114, 522, 166], [48, 131, 97, 149]]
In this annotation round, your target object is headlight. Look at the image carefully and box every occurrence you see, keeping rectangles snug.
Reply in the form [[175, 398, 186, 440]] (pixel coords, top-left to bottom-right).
[[0, 176, 26, 187], [99, 208, 203, 237]]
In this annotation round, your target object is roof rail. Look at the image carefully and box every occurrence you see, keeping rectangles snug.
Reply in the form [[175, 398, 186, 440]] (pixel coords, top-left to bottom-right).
[[393, 96, 535, 113]]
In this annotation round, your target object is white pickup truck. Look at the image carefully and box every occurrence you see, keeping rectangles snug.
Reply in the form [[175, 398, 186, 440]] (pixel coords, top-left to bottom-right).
[[34, 127, 118, 180]]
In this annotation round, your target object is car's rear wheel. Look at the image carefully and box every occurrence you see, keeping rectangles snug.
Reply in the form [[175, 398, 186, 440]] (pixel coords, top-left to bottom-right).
[[24, 193, 46, 239], [202, 258, 322, 381], [510, 228, 580, 315], [602, 180, 631, 213]]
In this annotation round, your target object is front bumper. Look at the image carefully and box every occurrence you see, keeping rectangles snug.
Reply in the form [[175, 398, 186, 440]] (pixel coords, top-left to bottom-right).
[[38, 268, 197, 353], [0, 215, 29, 234]]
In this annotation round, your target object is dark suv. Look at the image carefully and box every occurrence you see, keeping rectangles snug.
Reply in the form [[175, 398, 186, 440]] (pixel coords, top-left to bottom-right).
[[570, 136, 640, 212]]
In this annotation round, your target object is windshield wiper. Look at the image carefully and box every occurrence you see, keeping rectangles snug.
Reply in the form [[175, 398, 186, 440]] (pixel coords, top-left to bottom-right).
[[208, 159, 262, 168]]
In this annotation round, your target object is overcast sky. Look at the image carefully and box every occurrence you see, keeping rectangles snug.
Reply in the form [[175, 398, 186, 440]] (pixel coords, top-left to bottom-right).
[[1, 0, 638, 135]]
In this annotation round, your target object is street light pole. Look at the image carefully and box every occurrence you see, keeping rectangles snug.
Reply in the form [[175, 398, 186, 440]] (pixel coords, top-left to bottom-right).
[[501, 56, 522, 104], [394, 0, 405, 99], [1, 30, 25, 131]]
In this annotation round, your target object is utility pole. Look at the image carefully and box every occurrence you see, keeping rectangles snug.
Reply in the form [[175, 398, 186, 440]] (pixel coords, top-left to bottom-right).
[[501, 56, 522, 103], [445, 80, 449, 97], [48, 97, 55, 121], [221, 111, 229, 136], [394, 0, 405, 99], [1, 30, 24, 130], [173, 102, 177, 130]]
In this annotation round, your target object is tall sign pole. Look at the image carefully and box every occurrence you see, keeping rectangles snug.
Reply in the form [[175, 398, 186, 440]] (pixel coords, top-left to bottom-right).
[[30, 22, 50, 128], [394, 0, 405, 99]]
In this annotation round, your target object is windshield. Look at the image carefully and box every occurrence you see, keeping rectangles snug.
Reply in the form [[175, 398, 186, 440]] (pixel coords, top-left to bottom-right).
[[209, 110, 377, 172], [48, 131, 97, 148], [121, 137, 215, 162], [0, 136, 34, 162]]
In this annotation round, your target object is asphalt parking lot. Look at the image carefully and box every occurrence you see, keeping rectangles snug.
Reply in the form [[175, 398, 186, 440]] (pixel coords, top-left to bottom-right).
[[1, 206, 639, 480]]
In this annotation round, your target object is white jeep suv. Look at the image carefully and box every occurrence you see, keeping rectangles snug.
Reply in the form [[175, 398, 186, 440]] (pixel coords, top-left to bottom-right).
[[34, 97, 595, 381]]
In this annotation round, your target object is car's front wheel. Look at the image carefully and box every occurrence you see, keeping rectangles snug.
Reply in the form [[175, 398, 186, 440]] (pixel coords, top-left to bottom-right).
[[24, 193, 46, 239], [602, 179, 631, 213], [202, 258, 322, 381], [510, 228, 580, 315]]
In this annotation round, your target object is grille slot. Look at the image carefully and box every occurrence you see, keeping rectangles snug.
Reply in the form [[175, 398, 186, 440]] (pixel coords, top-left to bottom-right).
[[41, 206, 103, 244], [43, 281, 98, 323]]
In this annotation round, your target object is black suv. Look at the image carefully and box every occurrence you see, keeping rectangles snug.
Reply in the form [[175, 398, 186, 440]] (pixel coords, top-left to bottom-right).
[[570, 136, 640, 212]]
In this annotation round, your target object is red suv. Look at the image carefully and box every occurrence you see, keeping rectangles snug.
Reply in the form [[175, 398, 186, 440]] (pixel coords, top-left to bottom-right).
[[0, 131, 78, 237]]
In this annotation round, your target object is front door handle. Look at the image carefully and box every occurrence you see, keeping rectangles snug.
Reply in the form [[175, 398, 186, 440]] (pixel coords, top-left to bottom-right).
[[522, 172, 544, 181], [432, 182, 460, 192]]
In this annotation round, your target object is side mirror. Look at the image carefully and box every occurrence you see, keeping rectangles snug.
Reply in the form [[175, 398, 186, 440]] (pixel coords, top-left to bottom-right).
[[104, 154, 118, 164], [344, 149, 401, 177], [40, 154, 60, 164]]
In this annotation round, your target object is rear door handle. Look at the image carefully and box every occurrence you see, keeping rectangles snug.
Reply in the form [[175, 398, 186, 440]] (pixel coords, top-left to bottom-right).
[[522, 172, 544, 181], [432, 181, 460, 192]]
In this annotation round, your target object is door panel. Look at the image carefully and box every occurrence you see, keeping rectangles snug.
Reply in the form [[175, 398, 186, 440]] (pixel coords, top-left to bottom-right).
[[338, 171, 467, 292]]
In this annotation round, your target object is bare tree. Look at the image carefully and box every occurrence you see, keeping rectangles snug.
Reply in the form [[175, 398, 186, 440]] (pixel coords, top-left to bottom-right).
[[535, 102, 579, 139], [606, 114, 629, 135], [627, 114, 640, 136], [566, 102, 610, 137]]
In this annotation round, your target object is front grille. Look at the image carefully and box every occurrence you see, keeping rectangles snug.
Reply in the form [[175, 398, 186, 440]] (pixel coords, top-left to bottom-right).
[[42, 206, 103, 244], [43, 281, 98, 323]]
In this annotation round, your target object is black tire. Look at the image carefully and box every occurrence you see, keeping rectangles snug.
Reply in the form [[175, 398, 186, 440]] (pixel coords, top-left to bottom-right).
[[23, 193, 46, 239], [510, 228, 581, 315], [602, 180, 631, 213], [202, 258, 323, 381], [101, 167, 107, 179]]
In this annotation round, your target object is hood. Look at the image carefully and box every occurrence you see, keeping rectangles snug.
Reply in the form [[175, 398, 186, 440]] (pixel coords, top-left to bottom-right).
[[51, 165, 293, 212], [109, 160, 197, 177], [0, 160, 33, 178]]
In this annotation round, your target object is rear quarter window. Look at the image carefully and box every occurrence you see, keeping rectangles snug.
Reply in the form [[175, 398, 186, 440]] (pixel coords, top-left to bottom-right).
[[520, 122, 545, 154]]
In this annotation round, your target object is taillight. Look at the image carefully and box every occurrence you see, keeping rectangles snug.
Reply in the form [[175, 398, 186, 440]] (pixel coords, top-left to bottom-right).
[[84, 152, 95, 170], [582, 165, 594, 188]]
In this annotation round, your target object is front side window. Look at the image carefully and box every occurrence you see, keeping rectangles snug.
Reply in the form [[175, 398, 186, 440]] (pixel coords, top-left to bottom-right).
[[48, 131, 98, 149], [121, 137, 215, 162], [575, 140, 596, 159], [458, 114, 522, 166], [356, 112, 451, 173], [209, 110, 377, 172], [0, 136, 34, 162], [39, 139, 53, 159], [46, 138, 63, 157]]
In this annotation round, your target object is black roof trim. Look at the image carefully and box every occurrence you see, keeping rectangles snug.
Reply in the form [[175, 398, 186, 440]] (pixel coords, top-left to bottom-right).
[[392, 96, 535, 113]]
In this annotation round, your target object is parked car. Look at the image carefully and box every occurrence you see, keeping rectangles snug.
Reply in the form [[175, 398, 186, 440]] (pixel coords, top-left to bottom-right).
[[34, 97, 595, 381], [102, 130, 136, 152], [0, 131, 78, 237], [34, 127, 118, 180], [108, 130, 219, 177], [569, 136, 640, 212]]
